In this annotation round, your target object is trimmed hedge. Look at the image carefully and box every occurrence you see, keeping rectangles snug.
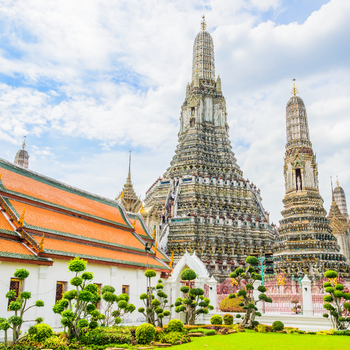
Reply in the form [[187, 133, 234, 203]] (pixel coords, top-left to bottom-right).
[[219, 295, 245, 313]]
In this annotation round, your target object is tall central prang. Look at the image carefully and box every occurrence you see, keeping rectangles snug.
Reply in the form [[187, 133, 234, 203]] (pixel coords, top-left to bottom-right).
[[144, 17, 275, 281]]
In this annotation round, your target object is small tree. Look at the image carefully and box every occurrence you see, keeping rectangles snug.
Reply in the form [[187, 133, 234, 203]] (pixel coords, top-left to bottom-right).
[[138, 270, 170, 327], [174, 268, 214, 325], [322, 270, 350, 330], [101, 285, 136, 326], [52, 257, 103, 339], [1, 269, 44, 343], [228, 256, 272, 328]]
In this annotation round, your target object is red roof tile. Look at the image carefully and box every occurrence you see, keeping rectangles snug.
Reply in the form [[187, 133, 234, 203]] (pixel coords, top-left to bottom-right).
[[9, 199, 145, 250], [0, 164, 128, 226]]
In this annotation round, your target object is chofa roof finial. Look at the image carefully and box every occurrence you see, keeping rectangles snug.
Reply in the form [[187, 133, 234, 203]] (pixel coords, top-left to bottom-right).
[[291, 78, 299, 97], [201, 15, 207, 31]]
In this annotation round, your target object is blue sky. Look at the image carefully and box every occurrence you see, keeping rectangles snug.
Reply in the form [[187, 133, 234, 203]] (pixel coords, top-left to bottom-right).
[[0, 0, 349, 224]]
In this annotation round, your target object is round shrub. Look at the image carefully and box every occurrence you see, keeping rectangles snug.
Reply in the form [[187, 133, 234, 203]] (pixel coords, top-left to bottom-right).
[[81, 271, 94, 280], [323, 282, 332, 288], [70, 277, 83, 286], [323, 313, 329, 318], [68, 257, 87, 272], [335, 284, 345, 291], [115, 317, 122, 325], [246, 256, 258, 265], [272, 321, 284, 331], [136, 323, 156, 344], [77, 319, 89, 328], [28, 323, 53, 342], [84, 284, 98, 293], [14, 268, 30, 280], [210, 314, 223, 325], [236, 314, 241, 318], [167, 319, 184, 332], [101, 285, 115, 294], [323, 295, 333, 302], [89, 321, 98, 329], [9, 301, 21, 311], [238, 289, 247, 297], [180, 268, 197, 281], [223, 313, 233, 325], [252, 321, 259, 327], [334, 291, 344, 298], [257, 286, 267, 293], [35, 300, 44, 307], [324, 270, 337, 279], [20, 291, 31, 299], [159, 331, 191, 345], [145, 269, 157, 278]]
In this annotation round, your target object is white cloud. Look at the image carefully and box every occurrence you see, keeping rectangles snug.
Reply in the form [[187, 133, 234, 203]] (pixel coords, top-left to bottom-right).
[[0, 0, 349, 225]]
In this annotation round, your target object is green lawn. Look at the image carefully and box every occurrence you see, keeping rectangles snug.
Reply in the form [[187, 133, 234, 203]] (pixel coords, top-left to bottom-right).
[[172, 331, 348, 350]]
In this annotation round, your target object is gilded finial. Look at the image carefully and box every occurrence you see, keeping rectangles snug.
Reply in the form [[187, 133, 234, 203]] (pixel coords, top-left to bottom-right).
[[153, 241, 158, 252], [18, 208, 26, 226], [0, 171, 2, 180], [139, 203, 146, 215], [119, 189, 125, 200], [169, 251, 174, 269], [291, 79, 299, 96], [336, 175, 339, 187], [132, 216, 137, 228], [152, 227, 156, 240], [201, 15, 207, 31], [38, 233, 45, 252]]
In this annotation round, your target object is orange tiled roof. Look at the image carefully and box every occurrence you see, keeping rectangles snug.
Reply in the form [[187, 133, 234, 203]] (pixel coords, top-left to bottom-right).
[[8, 199, 145, 251], [34, 236, 166, 269], [0, 211, 15, 232], [128, 214, 152, 239], [0, 161, 128, 227], [0, 158, 171, 271]]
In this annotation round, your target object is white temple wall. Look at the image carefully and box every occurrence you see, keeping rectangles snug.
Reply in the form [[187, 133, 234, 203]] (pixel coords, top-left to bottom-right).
[[0, 259, 159, 333]]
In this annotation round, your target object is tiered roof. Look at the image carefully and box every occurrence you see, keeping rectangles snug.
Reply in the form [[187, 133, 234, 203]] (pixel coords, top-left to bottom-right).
[[0, 158, 170, 272]]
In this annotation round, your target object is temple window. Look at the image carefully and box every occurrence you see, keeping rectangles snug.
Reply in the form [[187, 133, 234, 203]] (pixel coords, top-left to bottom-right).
[[8, 278, 21, 309], [55, 281, 67, 303], [295, 169, 302, 191], [122, 285, 130, 296]]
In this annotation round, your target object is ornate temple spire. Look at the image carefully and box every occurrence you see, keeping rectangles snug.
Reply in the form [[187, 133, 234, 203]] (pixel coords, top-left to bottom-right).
[[285, 80, 311, 150], [14, 136, 29, 169], [116, 152, 142, 213], [192, 16, 215, 82], [126, 151, 132, 185], [274, 83, 347, 277], [333, 177, 348, 217]]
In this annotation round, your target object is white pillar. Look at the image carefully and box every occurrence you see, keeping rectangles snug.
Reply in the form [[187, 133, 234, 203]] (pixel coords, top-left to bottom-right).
[[36, 266, 49, 320], [301, 274, 313, 316], [253, 280, 263, 312], [207, 276, 217, 312]]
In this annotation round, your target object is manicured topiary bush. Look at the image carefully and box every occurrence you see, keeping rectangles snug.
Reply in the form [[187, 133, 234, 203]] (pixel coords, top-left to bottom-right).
[[228, 256, 272, 328], [0, 268, 44, 344], [322, 270, 350, 330], [28, 323, 53, 342], [159, 331, 191, 345], [219, 294, 245, 313], [138, 274, 170, 327], [136, 323, 156, 344], [210, 315, 223, 325], [175, 269, 214, 325], [223, 314, 233, 325], [167, 319, 184, 332], [272, 321, 284, 331], [52, 257, 103, 339]]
